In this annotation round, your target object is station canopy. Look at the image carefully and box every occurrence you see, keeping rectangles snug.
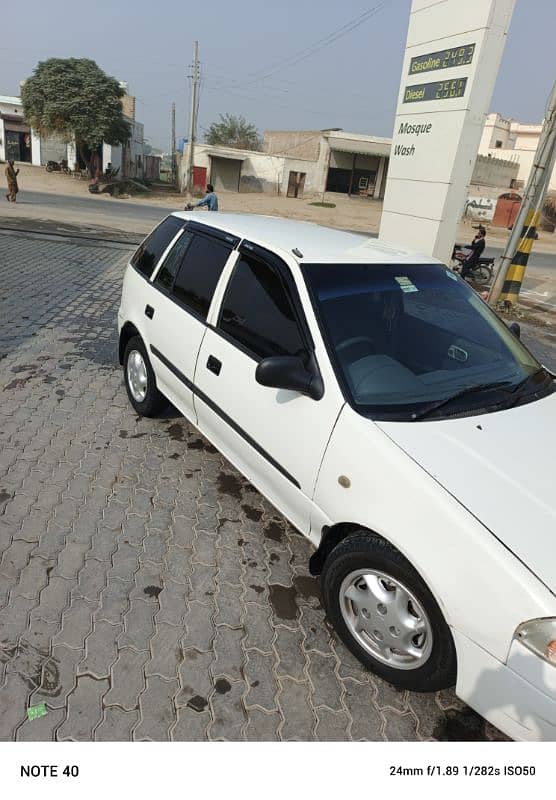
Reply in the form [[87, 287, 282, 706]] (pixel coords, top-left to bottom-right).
[[327, 135, 391, 158]]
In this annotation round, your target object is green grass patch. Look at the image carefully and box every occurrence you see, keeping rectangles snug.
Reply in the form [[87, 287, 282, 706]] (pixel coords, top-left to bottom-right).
[[308, 201, 336, 208]]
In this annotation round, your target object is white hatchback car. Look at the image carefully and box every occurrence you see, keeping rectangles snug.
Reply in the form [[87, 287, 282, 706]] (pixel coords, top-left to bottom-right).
[[118, 212, 556, 741]]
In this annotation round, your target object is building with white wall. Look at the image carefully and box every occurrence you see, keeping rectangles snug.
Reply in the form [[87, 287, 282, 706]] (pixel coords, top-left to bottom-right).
[[102, 119, 145, 178], [180, 129, 391, 199], [471, 152, 518, 187], [478, 111, 555, 190], [180, 143, 287, 195], [264, 129, 390, 199], [179, 124, 520, 202], [1, 86, 148, 180], [0, 95, 40, 164]]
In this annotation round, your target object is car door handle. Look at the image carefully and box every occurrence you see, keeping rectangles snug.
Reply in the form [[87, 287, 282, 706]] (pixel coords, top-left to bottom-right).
[[206, 355, 222, 376], [145, 304, 154, 319]]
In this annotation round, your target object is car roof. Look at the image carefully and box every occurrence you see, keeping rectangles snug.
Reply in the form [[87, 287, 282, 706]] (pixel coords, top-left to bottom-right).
[[169, 211, 440, 265]]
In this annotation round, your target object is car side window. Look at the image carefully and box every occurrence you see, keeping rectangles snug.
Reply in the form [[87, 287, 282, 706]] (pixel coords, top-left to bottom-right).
[[155, 230, 194, 291], [171, 234, 233, 320], [219, 254, 306, 360], [131, 215, 184, 278]]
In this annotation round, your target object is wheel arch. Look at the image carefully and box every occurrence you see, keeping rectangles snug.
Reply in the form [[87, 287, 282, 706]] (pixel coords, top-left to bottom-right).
[[311, 519, 455, 631], [309, 521, 373, 576], [119, 322, 140, 365], [319, 524, 458, 690]]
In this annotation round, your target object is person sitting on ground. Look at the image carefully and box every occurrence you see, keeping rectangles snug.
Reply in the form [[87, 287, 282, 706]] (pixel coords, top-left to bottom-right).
[[185, 183, 218, 212], [5, 160, 19, 203]]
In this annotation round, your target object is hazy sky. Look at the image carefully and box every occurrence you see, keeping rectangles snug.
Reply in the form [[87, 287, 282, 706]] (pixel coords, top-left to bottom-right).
[[1, 0, 554, 151]]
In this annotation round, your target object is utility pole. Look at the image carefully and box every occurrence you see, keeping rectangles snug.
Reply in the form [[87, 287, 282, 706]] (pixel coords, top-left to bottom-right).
[[489, 81, 556, 307], [185, 40, 200, 196], [171, 102, 176, 187]]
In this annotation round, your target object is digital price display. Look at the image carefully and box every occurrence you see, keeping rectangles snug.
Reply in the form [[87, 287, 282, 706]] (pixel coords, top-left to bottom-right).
[[409, 44, 475, 75], [403, 78, 468, 103]]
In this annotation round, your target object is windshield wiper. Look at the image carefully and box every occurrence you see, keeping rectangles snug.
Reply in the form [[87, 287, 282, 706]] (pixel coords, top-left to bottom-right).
[[500, 367, 554, 409], [411, 380, 514, 421], [412, 367, 555, 421]]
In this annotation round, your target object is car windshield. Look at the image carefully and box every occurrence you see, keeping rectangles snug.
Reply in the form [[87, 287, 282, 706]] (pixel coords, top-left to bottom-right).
[[303, 262, 548, 420]]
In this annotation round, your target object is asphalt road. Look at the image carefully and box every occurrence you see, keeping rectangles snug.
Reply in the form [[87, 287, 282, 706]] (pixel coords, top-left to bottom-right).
[[484, 246, 556, 311], [8, 190, 556, 262], [485, 246, 554, 272], [3, 189, 556, 310], [8, 189, 173, 228]]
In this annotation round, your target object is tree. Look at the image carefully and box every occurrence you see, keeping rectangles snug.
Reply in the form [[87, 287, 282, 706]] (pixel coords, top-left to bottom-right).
[[204, 114, 261, 150], [21, 58, 131, 166]]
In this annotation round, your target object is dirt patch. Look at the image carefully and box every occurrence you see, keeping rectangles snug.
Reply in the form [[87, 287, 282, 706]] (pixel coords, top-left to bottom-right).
[[217, 472, 243, 499], [269, 584, 298, 620], [143, 585, 162, 599], [168, 423, 185, 442], [11, 363, 38, 373], [264, 521, 283, 543], [0, 641, 60, 695], [293, 574, 321, 605], [242, 504, 262, 522], [188, 437, 217, 453], [4, 376, 33, 390], [187, 695, 208, 712], [433, 708, 489, 741], [214, 678, 231, 695]]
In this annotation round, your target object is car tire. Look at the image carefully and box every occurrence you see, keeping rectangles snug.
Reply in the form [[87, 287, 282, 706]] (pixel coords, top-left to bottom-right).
[[123, 335, 167, 417], [321, 531, 456, 692]]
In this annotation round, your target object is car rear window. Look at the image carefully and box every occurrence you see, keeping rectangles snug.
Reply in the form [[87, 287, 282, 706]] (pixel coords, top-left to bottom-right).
[[131, 215, 184, 278], [172, 234, 233, 319]]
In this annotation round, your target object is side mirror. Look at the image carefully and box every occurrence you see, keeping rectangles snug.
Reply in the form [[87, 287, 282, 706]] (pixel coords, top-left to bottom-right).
[[509, 321, 521, 339], [255, 354, 324, 400]]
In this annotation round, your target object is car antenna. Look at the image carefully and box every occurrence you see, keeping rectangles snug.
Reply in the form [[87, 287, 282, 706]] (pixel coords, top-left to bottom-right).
[[292, 247, 303, 258]]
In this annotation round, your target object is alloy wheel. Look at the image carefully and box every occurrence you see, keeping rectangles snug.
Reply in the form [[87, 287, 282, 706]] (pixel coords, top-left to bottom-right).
[[339, 568, 433, 670], [127, 349, 148, 403]]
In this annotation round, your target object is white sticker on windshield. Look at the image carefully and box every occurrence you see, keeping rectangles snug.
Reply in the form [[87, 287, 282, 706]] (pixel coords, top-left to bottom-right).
[[395, 276, 418, 293], [445, 269, 458, 281]]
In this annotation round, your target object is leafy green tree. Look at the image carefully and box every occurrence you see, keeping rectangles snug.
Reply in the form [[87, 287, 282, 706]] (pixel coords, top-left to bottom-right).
[[21, 58, 131, 165], [204, 114, 261, 150]]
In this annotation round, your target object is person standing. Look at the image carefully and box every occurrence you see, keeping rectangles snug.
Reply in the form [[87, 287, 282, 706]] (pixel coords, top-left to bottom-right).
[[5, 160, 19, 203], [185, 183, 218, 211]]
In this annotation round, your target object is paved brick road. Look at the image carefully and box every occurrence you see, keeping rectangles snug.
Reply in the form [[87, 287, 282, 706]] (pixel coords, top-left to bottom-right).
[[2, 230, 544, 741]]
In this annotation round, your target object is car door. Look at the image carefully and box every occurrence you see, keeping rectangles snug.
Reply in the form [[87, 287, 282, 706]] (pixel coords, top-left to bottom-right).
[[123, 214, 186, 351], [147, 224, 239, 423], [193, 241, 344, 535]]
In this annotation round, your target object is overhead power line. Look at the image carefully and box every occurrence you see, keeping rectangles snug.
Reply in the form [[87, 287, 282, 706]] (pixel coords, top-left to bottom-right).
[[201, 82, 394, 122], [224, 0, 393, 88]]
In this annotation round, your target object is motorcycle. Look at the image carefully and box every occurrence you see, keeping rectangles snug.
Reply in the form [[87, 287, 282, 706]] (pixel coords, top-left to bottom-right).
[[46, 158, 71, 174], [450, 243, 494, 285]]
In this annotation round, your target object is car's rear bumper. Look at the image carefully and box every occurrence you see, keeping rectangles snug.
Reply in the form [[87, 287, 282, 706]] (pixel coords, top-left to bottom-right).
[[454, 629, 556, 741]]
